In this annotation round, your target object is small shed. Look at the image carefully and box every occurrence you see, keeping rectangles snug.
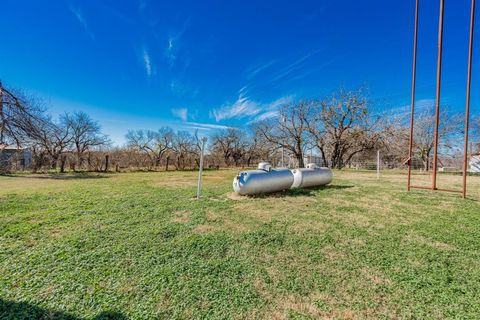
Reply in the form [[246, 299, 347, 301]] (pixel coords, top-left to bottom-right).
[[0, 144, 32, 169]]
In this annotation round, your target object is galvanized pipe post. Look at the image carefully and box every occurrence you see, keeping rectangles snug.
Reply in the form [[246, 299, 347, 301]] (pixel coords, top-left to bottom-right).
[[377, 150, 380, 180], [462, 0, 476, 199], [196, 137, 207, 199], [407, 0, 419, 191], [432, 0, 445, 190]]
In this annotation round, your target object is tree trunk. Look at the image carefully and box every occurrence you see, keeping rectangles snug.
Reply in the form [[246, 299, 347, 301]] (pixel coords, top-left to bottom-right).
[[104, 154, 109, 172], [165, 156, 170, 171], [59, 154, 67, 173], [296, 153, 305, 168], [51, 155, 59, 170]]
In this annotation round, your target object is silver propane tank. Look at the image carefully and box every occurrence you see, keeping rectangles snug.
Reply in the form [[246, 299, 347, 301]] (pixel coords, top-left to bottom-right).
[[232, 162, 294, 195], [291, 163, 333, 188]]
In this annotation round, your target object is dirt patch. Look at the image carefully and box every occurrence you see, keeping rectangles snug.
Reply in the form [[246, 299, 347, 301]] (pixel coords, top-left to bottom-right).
[[226, 192, 249, 200], [361, 267, 392, 286], [404, 233, 457, 251], [173, 210, 191, 223], [193, 224, 216, 234]]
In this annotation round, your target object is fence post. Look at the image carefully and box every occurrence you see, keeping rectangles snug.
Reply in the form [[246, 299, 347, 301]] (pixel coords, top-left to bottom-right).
[[377, 150, 380, 180], [197, 137, 207, 199]]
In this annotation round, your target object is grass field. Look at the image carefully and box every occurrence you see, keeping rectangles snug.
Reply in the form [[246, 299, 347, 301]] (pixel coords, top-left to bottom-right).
[[1, 169, 480, 319]]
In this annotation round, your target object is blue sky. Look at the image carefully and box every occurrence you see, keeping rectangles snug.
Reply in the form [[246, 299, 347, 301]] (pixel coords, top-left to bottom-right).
[[1, 0, 479, 144]]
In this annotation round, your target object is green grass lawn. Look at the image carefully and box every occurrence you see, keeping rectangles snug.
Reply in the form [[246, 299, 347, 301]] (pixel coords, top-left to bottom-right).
[[1, 169, 479, 319]]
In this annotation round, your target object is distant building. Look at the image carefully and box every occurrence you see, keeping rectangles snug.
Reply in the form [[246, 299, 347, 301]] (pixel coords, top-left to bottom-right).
[[303, 155, 325, 167], [0, 143, 32, 170], [470, 154, 480, 173]]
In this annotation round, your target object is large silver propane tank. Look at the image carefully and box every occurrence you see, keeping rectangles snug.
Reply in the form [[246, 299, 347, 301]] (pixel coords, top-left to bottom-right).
[[291, 163, 333, 188], [232, 162, 294, 195]]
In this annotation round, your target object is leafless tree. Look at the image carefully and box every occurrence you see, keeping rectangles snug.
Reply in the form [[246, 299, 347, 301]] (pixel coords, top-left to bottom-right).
[[172, 130, 196, 170], [471, 116, 480, 154], [61, 111, 110, 169], [30, 116, 73, 171], [306, 88, 381, 169], [410, 109, 463, 171], [211, 128, 248, 166], [255, 100, 313, 168], [0, 82, 47, 147], [125, 127, 174, 169]]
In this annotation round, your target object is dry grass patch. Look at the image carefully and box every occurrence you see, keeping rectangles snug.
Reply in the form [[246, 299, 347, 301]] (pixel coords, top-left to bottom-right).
[[403, 232, 457, 251], [172, 210, 191, 223]]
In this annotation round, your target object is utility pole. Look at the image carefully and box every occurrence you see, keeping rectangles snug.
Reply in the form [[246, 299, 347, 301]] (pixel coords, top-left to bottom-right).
[[197, 137, 207, 199]]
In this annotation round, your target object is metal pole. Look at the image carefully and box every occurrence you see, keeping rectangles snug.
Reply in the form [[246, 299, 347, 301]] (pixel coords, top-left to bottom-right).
[[196, 137, 207, 199], [377, 150, 380, 180], [463, 0, 475, 199], [432, 0, 445, 190], [281, 116, 286, 167], [408, 0, 420, 191]]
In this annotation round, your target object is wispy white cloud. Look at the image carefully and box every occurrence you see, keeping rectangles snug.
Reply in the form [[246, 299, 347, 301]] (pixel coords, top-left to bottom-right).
[[211, 90, 293, 123], [165, 20, 190, 67], [171, 108, 188, 121], [142, 46, 153, 77], [249, 96, 294, 123], [245, 60, 276, 80], [266, 96, 294, 110], [254, 110, 280, 122], [269, 49, 323, 83], [182, 121, 233, 131], [165, 36, 177, 65], [238, 85, 249, 96], [392, 99, 435, 113], [210, 93, 262, 122], [288, 58, 337, 83], [386, 98, 436, 120], [69, 4, 95, 40]]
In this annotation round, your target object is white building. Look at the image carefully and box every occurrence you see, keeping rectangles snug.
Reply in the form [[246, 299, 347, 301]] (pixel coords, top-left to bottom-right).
[[470, 154, 480, 173]]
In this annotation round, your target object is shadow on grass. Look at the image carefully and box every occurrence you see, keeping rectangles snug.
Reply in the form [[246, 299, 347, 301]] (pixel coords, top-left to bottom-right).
[[249, 184, 354, 198], [0, 298, 127, 320], [0, 173, 110, 180]]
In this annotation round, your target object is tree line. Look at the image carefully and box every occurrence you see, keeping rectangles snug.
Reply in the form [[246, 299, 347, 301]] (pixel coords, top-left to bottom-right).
[[1, 81, 478, 173]]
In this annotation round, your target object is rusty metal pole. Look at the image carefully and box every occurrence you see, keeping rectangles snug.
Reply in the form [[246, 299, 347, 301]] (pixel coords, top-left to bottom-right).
[[432, 0, 445, 190], [462, 0, 476, 199], [407, 0, 420, 192]]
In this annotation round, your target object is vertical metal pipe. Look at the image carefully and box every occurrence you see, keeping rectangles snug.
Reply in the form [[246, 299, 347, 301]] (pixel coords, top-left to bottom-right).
[[0, 81, 3, 144], [377, 150, 380, 180], [196, 137, 207, 199], [463, 0, 475, 198], [432, 0, 445, 190], [407, 0, 420, 191]]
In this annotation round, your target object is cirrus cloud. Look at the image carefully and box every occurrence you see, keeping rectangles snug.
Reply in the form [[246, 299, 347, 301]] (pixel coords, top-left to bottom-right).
[[171, 108, 188, 121]]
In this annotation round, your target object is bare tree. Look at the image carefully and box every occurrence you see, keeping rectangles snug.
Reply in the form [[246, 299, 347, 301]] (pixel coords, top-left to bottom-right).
[[471, 116, 480, 154], [61, 111, 109, 169], [31, 116, 73, 171], [0, 82, 47, 147], [411, 109, 463, 171], [244, 131, 267, 167], [256, 100, 313, 168], [307, 88, 381, 169], [171, 131, 195, 170], [125, 127, 173, 169], [211, 128, 248, 166]]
